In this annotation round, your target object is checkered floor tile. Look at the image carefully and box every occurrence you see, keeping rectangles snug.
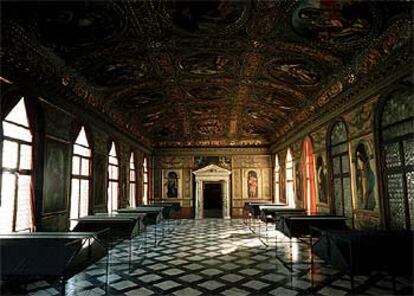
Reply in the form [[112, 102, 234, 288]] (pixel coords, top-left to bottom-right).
[[3, 219, 413, 295]]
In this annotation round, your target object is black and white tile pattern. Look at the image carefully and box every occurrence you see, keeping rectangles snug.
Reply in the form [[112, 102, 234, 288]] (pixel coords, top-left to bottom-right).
[[12, 219, 414, 295]]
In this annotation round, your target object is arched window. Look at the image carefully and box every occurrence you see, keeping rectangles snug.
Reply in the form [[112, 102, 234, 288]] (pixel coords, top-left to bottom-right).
[[302, 138, 316, 214], [286, 149, 295, 207], [70, 127, 90, 229], [129, 153, 136, 207], [380, 92, 414, 230], [0, 98, 33, 233], [329, 121, 352, 220], [107, 142, 118, 213], [143, 157, 149, 205], [274, 154, 280, 203]]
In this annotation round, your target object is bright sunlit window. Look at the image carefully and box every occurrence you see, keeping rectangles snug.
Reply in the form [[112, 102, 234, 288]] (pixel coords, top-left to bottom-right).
[[129, 153, 136, 207], [286, 148, 295, 207], [143, 157, 148, 205], [274, 154, 280, 203], [70, 127, 90, 229], [303, 138, 316, 214], [0, 98, 33, 233], [107, 142, 118, 212]]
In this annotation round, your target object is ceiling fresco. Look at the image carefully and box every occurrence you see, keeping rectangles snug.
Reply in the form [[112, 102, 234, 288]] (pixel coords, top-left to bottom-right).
[[1, 0, 413, 148]]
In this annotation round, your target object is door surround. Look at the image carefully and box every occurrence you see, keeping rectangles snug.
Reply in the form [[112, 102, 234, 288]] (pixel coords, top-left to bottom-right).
[[193, 164, 231, 219]]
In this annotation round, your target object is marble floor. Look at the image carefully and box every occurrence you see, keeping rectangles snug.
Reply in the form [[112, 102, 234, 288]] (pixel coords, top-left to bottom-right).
[[12, 219, 414, 295]]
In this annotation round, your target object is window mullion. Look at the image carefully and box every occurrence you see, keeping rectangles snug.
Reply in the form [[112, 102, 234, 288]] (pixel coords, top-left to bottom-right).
[[78, 157, 82, 218], [12, 144, 21, 232]]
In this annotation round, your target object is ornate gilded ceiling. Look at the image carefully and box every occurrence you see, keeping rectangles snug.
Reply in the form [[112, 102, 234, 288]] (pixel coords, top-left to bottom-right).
[[1, 1, 413, 148]]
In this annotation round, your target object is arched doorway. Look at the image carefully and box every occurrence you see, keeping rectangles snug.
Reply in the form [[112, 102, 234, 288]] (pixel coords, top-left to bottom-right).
[[377, 89, 414, 230], [302, 137, 316, 214]]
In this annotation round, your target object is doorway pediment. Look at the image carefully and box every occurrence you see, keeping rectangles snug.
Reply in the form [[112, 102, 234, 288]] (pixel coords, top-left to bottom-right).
[[193, 164, 231, 177]]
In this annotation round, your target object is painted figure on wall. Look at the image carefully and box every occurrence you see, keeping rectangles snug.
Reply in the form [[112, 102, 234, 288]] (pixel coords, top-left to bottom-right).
[[316, 156, 328, 203], [44, 142, 66, 212], [166, 171, 178, 198], [355, 143, 376, 210], [295, 162, 303, 202], [279, 171, 286, 204], [247, 170, 258, 198]]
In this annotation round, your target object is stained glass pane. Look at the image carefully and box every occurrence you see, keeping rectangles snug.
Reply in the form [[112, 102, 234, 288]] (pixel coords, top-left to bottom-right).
[[81, 158, 89, 176], [130, 184, 136, 207], [143, 184, 148, 205], [130, 170, 136, 182], [19, 144, 32, 170], [2, 140, 18, 169], [109, 143, 117, 157], [70, 179, 80, 230], [109, 181, 118, 212], [331, 122, 347, 145], [385, 143, 401, 168], [341, 155, 350, 173], [343, 177, 352, 218], [109, 164, 118, 180], [72, 156, 80, 175], [0, 172, 16, 233], [75, 127, 89, 147], [334, 178, 343, 215], [15, 175, 32, 232], [130, 153, 135, 169], [80, 180, 89, 217], [406, 171, 414, 229], [387, 173, 405, 230], [74, 144, 90, 157], [332, 143, 347, 155], [333, 157, 341, 175], [404, 138, 414, 166], [109, 155, 118, 166], [143, 157, 148, 171], [3, 122, 32, 142], [4, 98, 29, 127], [383, 120, 414, 140], [382, 93, 414, 128]]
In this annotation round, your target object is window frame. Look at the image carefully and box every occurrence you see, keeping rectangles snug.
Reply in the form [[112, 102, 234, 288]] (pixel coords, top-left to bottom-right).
[[69, 127, 91, 229], [286, 149, 295, 207], [107, 142, 119, 213], [129, 152, 137, 207], [143, 157, 149, 205], [327, 120, 352, 225], [0, 98, 33, 232], [274, 154, 280, 203]]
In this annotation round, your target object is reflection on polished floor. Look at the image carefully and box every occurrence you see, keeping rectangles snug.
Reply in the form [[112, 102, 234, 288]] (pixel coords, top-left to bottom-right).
[[25, 219, 413, 296]]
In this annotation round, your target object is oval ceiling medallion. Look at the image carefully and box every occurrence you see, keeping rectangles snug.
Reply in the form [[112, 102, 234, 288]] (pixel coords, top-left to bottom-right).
[[292, 0, 374, 45], [163, 0, 249, 35], [38, 2, 125, 47], [179, 53, 233, 75], [121, 91, 164, 110], [89, 61, 148, 86], [266, 60, 321, 86], [256, 90, 302, 110], [187, 85, 228, 101]]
